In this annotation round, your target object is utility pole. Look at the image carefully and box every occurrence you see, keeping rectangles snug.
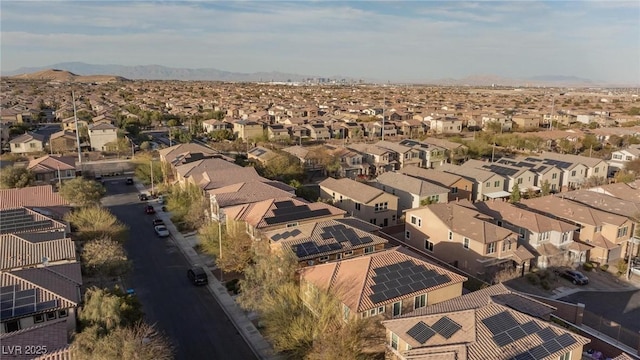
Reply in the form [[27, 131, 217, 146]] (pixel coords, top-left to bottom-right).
[[218, 209, 223, 282], [549, 94, 555, 131], [57, 164, 62, 188], [72, 91, 82, 170], [382, 91, 386, 141], [150, 160, 154, 196]]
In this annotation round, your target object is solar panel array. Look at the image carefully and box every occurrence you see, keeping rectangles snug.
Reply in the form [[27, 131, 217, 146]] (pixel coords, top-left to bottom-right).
[[482, 164, 519, 177], [289, 224, 375, 258], [249, 148, 266, 156], [368, 260, 450, 304], [525, 157, 573, 169], [511, 333, 577, 360], [0, 285, 58, 321], [270, 229, 303, 242], [320, 224, 374, 247], [0, 209, 54, 234], [406, 317, 462, 344], [264, 201, 333, 225]]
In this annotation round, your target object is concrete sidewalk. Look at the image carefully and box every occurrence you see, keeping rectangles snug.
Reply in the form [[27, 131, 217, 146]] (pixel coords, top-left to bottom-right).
[[136, 184, 279, 360]]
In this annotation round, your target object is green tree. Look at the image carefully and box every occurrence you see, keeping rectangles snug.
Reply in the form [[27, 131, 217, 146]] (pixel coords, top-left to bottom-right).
[[256, 152, 304, 183], [199, 220, 253, 273], [166, 119, 180, 127], [82, 237, 131, 279], [0, 165, 34, 188], [60, 177, 106, 206], [625, 158, 640, 174], [510, 183, 521, 203], [540, 180, 552, 196], [134, 158, 164, 186], [210, 129, 234, 142], [614, 170, 636, 184], [580, 134, 602, 153], [105, 138, 133, 157], [72, 323, 173, 360], [557, 138, 576, 154], [78, 287, 142, 331], [165, 183, 207, 230], [65, 206, 128, 243], [139, 141, 151, 151]]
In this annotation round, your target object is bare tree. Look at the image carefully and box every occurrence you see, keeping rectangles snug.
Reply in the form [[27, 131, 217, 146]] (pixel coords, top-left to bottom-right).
[[82, 237, 131, 280]]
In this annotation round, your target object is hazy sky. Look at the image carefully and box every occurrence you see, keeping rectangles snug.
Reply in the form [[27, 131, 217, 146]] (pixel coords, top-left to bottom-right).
[[2, 1, 639, 83]]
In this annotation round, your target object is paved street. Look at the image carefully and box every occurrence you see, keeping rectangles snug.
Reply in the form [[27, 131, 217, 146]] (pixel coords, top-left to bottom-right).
[[559, 289, 640, 333], [102, 180, 257, 360]]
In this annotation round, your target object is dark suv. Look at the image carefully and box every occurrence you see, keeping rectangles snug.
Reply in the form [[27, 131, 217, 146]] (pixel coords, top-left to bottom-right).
[[187, 267, 208, 286], [560, 269, 589, 285]]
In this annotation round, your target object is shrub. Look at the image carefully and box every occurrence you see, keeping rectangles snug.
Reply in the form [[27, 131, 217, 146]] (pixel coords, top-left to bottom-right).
[[599, 264, 609, 272], [225, 279, 241, 294], [583, 262, 594, 272], [540, 280, 552, 290], [526, 273, 540, 285]]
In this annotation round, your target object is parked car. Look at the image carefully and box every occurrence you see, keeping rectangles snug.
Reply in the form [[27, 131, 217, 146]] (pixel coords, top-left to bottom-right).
[[152, 218, 164, 226], [145, 205, 155, 214], [187, 267, 208, 286], [154, 225, 170, 237], [158, 195, 165, 204], [126, 177, 134, 185], [560, 269, 589, 285], [139, 193, 148, 201]]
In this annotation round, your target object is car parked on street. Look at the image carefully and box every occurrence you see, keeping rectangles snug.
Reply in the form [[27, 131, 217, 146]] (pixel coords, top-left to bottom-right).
[[152, 218, 164, 227], [126, 177, 134, 185], [187, 267, 208, 286], [154, 225, 170, 237], [139, 193, 148, 201], [145, 205, 155, 214], [560, 269, 589, 285]]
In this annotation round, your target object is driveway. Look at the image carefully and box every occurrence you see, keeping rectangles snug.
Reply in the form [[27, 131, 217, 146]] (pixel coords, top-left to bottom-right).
[[559, 290, 640, 333], [102, 180, 256, 360]]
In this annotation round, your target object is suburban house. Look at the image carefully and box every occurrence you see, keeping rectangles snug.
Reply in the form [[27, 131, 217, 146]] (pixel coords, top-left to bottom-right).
[[465, 159, 538, 195], [473, 200, 581, 268], [266, 219, 388, 266], [27, 155, 77, 185], [173, 157, 242, 186], [0, 185, 70, 218], [186, 165, 265, 192], [201, 119, 230, 133], [158, 143, 223, 180], [319, 177, 399, 227], [398, 139, 447, 169], [224, 197, 346, 239], [522, 196, 633, 265], [327, 146, 369, 179], [609, 145, 640, 172], [374, 141, 422, 169], [61, 117, 88, 132], [347, 143, 397, 175], [523, 153, 609, 190], [267, 124, 290, 140], [49, 131, 77, 154], [9, 132, 46, 154], [399, 165, 473, 202], [0, 207, 69, 236], [430, 117, 463, 134], [298, 247, 467, 320], [233, 120, 264, 140], [304, 123, 331, 140], [383, 298, 589, 360], [422, 138, 468, 164], [247, 146, 278, 165], [511, 115, 541, 129], [439, 163, 508, 202], [374, 172, 449, 215], [404, 202, 535, 280], [0, 319, 73, 359], [282, 145, 323, 171], [208, 180, 296, 221], [0, 232, 76, 271], [496, 158, 563, 193], [87, 122, 118, 152]]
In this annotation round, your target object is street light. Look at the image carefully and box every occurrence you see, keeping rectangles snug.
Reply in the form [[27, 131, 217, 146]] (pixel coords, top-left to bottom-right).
[[218, 208, 224, 282]]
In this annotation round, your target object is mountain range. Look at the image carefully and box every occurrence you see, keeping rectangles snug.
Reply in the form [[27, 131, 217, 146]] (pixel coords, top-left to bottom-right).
[[2, 61, 611, 87]]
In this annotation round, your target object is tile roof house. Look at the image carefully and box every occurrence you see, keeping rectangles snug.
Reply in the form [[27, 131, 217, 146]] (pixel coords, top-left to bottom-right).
[[398, 139, 447, 169], [1, 262, 82, 335], [0, 319, 71, 360], [87, 122, 118, 152], [347, 143, 397, 176], [404, 202, 534, 280], [382, 302, 589, 360], [49, 130, 77, 154], [319, 177, 399, 227], [232, 120, 264, 140], [0, 208, 68, 235], [399, 165, 473, 202], [266, 218, 388, 266], [439, 163, 508, 201], [464, 159, 538, 194], [0, 185, 70, 218], [496, 157, 563, 194], [201, 119, 230, 133], [523, 153, 608, 191], [208, 180, 296, 221], [609, 144, 640, 172], [9, 133, 46, 154], [247, 146, 278, 165], [173, 157, 242, 186], [0, 232, 75, 271], [27, 155, 77, 185], [299, 247, 466, 320], [374, 172, 450, 214], [224, 197, 346, 239], [374, 141, 422, 169], [522, 196, 633, 265], [158, 143, 221, 168], [473, 200, 581, 269]]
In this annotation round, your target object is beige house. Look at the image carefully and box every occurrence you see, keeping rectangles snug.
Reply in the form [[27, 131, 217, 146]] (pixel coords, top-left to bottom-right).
[[299, 247, 466, 320], [398, 139, 447, 169], [465, 159, 538, 194], [404, 202, 534, 280], [439, 164, 508, 201], [233, 120, 264, 140], [374, 172, 450, 214], [88, 122, 118, 151], [511, 115, 540, 129], [497, 158, 563, 193], [374, 141, 422, 169], [201, 119, 229, 133], [9, 132, 45, 154], [27, 155, 77, 185], [49, 130, 77, 154], [319, 177, 399, 227], [430, 117, 463, 134], [399, 165, 474, 202]]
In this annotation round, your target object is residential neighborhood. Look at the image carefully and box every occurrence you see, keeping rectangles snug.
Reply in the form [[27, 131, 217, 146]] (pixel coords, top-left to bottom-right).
[[1, 74, 640, 360]]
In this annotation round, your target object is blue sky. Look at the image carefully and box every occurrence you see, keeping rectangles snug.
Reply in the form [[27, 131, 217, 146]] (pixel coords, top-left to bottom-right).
[[2, 1, 639, 84]]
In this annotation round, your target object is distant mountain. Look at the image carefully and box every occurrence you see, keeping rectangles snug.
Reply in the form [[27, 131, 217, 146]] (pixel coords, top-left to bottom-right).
[[428, 74, 600, 87], [3, 62, 317, 82], [10, 68, 128, 83]]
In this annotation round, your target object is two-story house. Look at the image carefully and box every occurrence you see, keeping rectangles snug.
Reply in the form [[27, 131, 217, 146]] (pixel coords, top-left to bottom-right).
[[430, 117, 463, 134], [522, 153, 608, 190], [233, 120, 264, 140], [201, 119, 230, 133], [208, 180, 295, 222], [374, 172, 449, 215], [49, 131, 77, 154], [497, 158, 563, 193], [304, 123, 331, 140], [347, 143, 397, 175], [404, 202, 534, 280], [465, 159, 538, 195], [439, 164, 508, 201], [266, 219, 388, 266], [399, 165, 473, 202], [319, 177, 399, 227], [88, 122, 118, 152], [299, 247, 466, 320], [609, 145, 640, 172], [374, 141, 422, 169], [398, 139, 447, 169]]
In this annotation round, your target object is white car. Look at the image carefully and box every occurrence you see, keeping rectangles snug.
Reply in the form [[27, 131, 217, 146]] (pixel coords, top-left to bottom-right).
[[154, 225, 170, 237]]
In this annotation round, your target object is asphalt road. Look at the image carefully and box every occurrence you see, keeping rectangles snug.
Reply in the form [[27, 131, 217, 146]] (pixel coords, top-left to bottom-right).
[[102, 180, 257, 360], [559, 289, 640, 332]]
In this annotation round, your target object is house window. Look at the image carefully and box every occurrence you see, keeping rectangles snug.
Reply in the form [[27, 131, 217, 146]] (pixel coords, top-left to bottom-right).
[[392, 301, 402, 317], [392, 215, 396, 222], [332, 192, 336, 200], [463, 238, 470, 249], [410, 215, 422, 227], [552, 173, 558, 179], [361, 311, 369, 318], [448, 231, 453, 240], [343, 304, 350, 321], [485, 182, 490, 188], [4, 320, 20, 332], [390, 332, 399, 350], [494, 181, 500, 187], [339, 195, 343, 203], [487, 243, 496, 254], [405, 231, 410, 240], [502, 240, 512, 252], [559, 351, 571, 360], [451, 187, 458, 194], [414, 294, 426, 309], [626, 156, 633, 161], [617, 226, 629, 238], [517, 178, 523, 184], [594, 167, 599, 173], [519, 228, 525, 239], [46, 311, 57, 321], [364, 246, 374, 254], [286, 222, 299, 228], [14, 143, 21, 148], [561, 232, 569, 243], [497, 220, 503, 227], [355, 203, 361, 211], [378, 306, 385, 314], [30, 143, 36, 148], [344, 250, 353, 256], [595, 226, 602, 233], [319, 256, 329, 262], [370, 218, 377, 225], [425, 240, 434, 252], [571, 170, 576, 177], [66, 170, 73, 177], [34, 314, 45, 323]]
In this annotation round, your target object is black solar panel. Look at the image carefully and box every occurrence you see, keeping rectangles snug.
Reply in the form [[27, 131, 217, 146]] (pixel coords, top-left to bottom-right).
[[406, 321, 436, 344], [493, 332, 513, 347], [35, 300, 58, 312], [537, 327, 556, 341], [520, 321, 541, 334], [528, 345, 550, 359], [513, 352, 536, 360], [265, 208, 333, 225], [431, 316, 462, 339], [368, 261, 451, 304], [542, 339, 563, 354], [556, 333, 577, 347], [482, 312, 519, 335], [506, 326, 527, 342]]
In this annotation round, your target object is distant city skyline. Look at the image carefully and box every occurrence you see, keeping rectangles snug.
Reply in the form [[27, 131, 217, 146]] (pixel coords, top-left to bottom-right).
[[2, 1, 639, 84]]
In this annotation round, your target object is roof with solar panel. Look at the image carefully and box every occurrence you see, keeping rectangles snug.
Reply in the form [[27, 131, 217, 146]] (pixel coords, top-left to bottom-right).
[[382, 303, 589, 360], [266, 219, 388, 261], [298, 247, 466, 313], [0, 207, 67, 235]]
